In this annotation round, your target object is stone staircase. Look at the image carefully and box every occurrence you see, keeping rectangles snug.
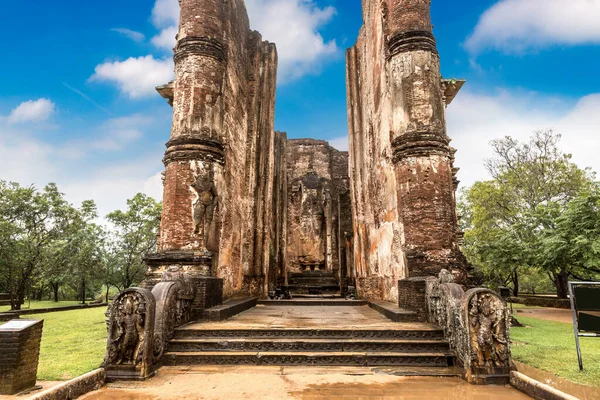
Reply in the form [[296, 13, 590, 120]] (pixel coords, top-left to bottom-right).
[[287, 272, 340, 295], [163, 326, 455, 368]]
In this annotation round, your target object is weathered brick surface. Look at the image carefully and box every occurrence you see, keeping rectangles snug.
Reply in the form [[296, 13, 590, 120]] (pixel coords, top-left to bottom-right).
[[147, 0, 468, 303], [0, 320, 43, 395], [346, 0, 467, 302], [397, 277, 431, 320], [149, 0, 279, 300], [284, 139, 350, 280]]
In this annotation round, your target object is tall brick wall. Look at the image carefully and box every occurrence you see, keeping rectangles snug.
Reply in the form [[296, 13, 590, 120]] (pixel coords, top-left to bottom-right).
[[151, 0, 278, 299], [346, 0, 466, 302], [284, 139, 350, 283]]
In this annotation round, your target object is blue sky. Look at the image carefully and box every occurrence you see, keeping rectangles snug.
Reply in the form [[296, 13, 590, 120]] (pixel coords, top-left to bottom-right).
[[1, 0, 600, 217]]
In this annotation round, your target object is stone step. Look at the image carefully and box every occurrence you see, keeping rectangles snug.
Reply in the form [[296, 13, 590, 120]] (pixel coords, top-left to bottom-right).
[[287, 278, 339, 285], [368, 301, 421, 323], [168, 338, 451, 353], [258, 299, 366, 306], [173, 328, 445, 340], [162, 351, 454, 367], [287, 284, 340, 295], [289, 272, 334, 278]]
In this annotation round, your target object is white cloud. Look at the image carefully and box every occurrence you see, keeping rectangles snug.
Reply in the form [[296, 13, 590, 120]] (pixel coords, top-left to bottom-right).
[[89, 115, 150, 151], [151, 0, 179, 51], [245, 0, 338, 83], [0, 111, 164, 218], [466, 0, 600, 54], [151, 26, 178, 50], [447, 89, 600, 188], [112, 28, 146, 43], [151, 0, 179, 27], [329, 136, 349, 152], [90, 56, 174, 99], [60, 162, 163, 219], [7, 99, 55, 124]]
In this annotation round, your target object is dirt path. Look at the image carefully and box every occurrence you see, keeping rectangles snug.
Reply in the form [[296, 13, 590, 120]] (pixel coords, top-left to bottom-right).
[[516, 307, 574, 324]]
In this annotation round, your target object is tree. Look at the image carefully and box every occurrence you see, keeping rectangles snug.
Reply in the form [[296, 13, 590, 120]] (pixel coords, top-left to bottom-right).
[[539, 185, 600, 291], [106, 193, 162, 290], [64, 200, 106, 304], [461, 131, 593, 298], [0, 182, 75, 309]]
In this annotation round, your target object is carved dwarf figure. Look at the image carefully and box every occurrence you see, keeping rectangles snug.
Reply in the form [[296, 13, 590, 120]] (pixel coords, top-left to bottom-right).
[[191, 165, 218, 245]]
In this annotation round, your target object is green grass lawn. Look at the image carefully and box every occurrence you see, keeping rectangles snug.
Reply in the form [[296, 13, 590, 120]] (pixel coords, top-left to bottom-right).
[[511, 314, 600, 387], [0, 300, 82, 313], [26, 307, 108, 381]]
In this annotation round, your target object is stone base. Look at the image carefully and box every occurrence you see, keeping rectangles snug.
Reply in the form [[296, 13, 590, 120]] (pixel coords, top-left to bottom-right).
[[191, 276, 223, 319], [242, 274, 265, 297], [398, 277, 435, 321], [466, 366, 511, 385], [203, 297, 258, 322], [142, 250, 214, 291], [105, 364, 157, 382]]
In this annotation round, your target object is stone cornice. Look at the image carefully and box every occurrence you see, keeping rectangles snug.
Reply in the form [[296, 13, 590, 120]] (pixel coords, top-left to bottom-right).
[[387, 31, 438, 58], [392, 132, 451, 163], [163, 136, 225, 166], [174, 36, 228, 64], [144, 250, 213, 267]]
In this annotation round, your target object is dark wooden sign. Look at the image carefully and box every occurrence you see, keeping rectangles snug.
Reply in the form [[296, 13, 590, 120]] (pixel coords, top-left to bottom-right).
[[569, 282, 600, 370]]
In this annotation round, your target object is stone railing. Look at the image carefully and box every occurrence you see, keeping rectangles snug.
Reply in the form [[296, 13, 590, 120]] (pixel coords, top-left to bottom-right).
[[425, 271, 511, 384], [102, 269, 194, 380]]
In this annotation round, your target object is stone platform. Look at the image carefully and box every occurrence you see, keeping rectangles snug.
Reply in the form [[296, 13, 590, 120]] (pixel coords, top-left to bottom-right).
[[163, 305, 455, 368], [79, 366, 530, 400]]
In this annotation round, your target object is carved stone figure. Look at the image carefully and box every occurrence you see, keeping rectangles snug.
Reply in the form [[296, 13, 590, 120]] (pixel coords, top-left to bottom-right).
[[191, 165, 218, 245], [439, 269, 455, 284], [468, 293, 510, 368], [105, 292, 147, 365]]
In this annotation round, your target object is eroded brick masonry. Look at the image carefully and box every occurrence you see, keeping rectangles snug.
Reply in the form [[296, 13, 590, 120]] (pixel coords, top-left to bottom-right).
[[346, 0, 468, 302], [145, 0, 467, 305]]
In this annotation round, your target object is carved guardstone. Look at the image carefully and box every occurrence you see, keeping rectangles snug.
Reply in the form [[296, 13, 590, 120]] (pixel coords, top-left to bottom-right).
[[424, 272, 512, 385], [103, 288, 157, 381], [151, 276, 194, 360], [464, 289, 511, 384]]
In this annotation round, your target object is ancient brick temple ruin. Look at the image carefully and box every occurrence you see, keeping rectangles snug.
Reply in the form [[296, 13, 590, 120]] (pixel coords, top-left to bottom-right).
[[104, 0, 511, 386], [144, 0, 467, 306]]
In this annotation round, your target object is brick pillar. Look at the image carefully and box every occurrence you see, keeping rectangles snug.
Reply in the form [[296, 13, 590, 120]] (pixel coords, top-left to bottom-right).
[[388, 0, 459, 278], [143, 0, 225, 314], [0, 320, 43, 395]]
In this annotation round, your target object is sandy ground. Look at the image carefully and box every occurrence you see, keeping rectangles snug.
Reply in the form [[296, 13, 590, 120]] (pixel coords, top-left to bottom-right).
[[80, 366, 530, 400], [0, 381, 61, 399]]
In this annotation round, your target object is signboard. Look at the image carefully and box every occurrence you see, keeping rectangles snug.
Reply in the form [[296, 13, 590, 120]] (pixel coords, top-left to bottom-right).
[[0, 320, 39, 331], [569, 282, 600, 370]]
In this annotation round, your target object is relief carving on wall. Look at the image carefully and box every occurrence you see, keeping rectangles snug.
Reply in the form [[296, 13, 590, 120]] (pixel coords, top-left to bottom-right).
[[191, 164, 219, 250], [468, 292, 510, 369], [105, 291, 148, 366]]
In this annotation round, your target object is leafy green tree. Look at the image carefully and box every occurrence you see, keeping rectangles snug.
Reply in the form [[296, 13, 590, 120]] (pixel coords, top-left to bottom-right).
[[461, 131, 593, 298], [63, 200, 106, 304], [0, 182, 75, 309], [106, 193, 162, 289], [539, 185, 600, 291]]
